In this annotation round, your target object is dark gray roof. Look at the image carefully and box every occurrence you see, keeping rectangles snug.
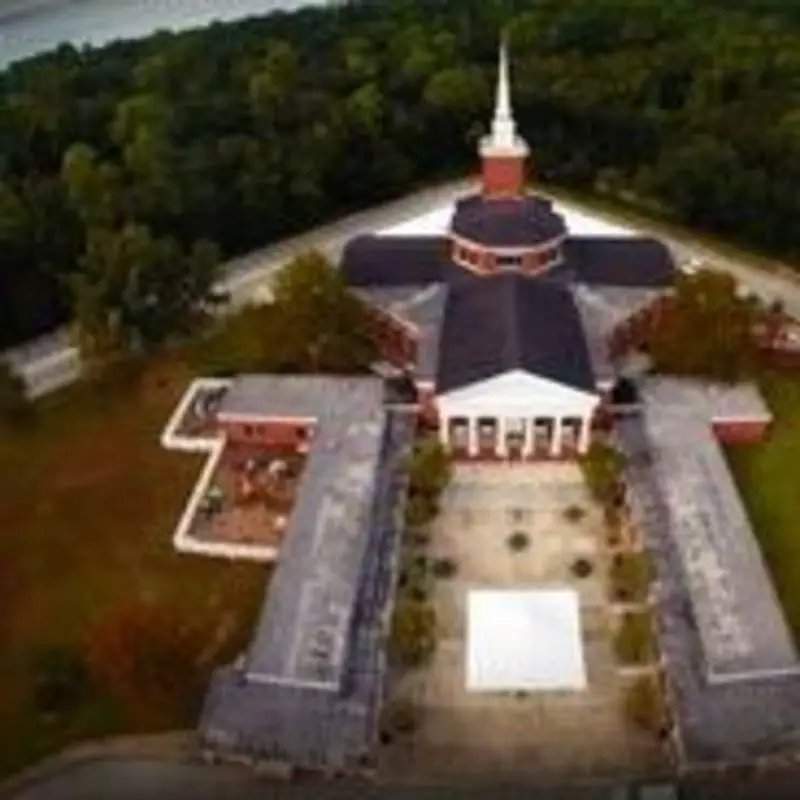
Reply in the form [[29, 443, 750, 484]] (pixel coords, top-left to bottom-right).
[[450, 193, 567, 248], [200, 408, 415, 771], [436, 273, 597, 394], [244, 378, 387, 686], [339, 235, 449, 287], [562, 236, 676, 287]]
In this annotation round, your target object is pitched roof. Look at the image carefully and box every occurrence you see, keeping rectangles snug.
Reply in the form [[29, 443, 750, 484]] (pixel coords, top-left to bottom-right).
[[450, 193, 567, 247], [436, 273, 597, 394], [339, 234, 449, 287], [562, 236, 676, 287]]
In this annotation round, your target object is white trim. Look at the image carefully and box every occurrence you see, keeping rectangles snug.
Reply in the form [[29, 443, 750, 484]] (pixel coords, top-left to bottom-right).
[[551, 417, 563, 457], [216, 412, 318, 425], [449, 231, 566, 257], [161, 378, 281, 563], [160, 378, 233, 451], [710, 415, 773, 424]]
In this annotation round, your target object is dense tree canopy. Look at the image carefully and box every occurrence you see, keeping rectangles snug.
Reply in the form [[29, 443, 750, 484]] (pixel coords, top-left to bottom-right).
[[195, 249, 378, 376], [2, 0, 800, 350], [644, 269, 760, 381]]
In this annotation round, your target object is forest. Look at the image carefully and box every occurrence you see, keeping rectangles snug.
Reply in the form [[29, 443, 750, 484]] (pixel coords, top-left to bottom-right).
[[3, 0, 800, 350]]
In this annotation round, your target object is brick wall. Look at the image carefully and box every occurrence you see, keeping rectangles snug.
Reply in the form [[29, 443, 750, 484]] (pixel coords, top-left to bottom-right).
[[712, 419, 769, 445], [221, 418, 313, 450], [482, 156, 525, 197]]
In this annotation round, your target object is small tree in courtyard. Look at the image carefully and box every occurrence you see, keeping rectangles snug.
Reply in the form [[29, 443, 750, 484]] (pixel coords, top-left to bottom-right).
[[579, 441, 625, 505], [404, 492, 438, 529], [624, 675, 666, 733], [390, 597, 437, 668], [407, 436, 452, 499], [614, 612, 656, 665]]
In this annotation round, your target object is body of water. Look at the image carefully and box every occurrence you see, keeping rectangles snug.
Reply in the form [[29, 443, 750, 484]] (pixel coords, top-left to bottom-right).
[[0, 0, 328, 68]]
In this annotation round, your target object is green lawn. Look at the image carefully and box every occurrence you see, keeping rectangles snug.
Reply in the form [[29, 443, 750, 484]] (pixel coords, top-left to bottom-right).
[[727, 370, 800, 639], [0, 357, 267, 778]]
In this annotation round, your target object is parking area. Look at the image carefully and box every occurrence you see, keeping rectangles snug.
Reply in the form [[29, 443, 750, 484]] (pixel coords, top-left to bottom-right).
[[381, 463, 666, 784]]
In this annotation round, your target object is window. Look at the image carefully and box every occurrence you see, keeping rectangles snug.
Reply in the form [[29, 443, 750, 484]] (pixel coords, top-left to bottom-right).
[[496, 254, 522, 268], [243, 424, 254, 437]]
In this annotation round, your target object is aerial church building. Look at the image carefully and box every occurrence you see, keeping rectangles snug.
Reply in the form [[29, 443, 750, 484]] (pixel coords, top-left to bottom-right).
[[342, 39, 676, 460]]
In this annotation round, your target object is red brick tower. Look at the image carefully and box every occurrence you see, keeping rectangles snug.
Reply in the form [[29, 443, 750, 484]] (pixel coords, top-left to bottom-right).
[[479, 39, 529, 198]]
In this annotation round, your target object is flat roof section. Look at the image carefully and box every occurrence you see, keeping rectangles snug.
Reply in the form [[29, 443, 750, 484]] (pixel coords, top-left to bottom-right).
[[638, 380, 795, 681], [466, 589, 587, 692], [242, 377, 389, 689], [217, 375, 384, 421]]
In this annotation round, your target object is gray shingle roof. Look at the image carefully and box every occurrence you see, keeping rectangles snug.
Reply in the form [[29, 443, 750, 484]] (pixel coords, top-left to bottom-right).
[[435, 273, 597, 394], [562, 236, 676, 287], [199, 396, 416, 771], [450, 193, 567, 247], [339, 235, 450, 287]]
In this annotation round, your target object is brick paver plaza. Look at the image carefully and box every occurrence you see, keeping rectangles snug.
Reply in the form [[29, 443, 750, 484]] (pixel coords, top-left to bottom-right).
[[382, 463, 666, 783]]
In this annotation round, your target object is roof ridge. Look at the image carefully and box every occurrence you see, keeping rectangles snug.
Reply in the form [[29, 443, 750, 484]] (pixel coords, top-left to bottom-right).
[[504, 273, 523, 370]]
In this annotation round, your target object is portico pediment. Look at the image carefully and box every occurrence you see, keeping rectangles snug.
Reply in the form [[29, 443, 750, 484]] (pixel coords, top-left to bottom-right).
[[437, 368, 599, 418]]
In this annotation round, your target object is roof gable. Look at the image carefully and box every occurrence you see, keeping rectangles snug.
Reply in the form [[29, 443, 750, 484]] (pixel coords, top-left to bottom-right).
[[435, 274, 597, 394], [438, 369, 598, 416]]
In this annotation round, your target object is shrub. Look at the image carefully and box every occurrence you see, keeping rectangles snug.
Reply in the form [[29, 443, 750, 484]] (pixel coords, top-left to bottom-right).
[[432, 557, 457, 579], [624, 676, 666, 733], [614, 613, 656, 665], [381, 697, 418, 736], [563, 504, 586, 523], [610, 552, 652, 604], [506, 531, 530, 552], [405, 493, 438, 529], [407, 437, 453, 499], [390, 598, 437, 668], [398, 554, 430, 602], [571, 558, 593, 579], [30, 645, 91, 715], [579, 442, 625, 504]]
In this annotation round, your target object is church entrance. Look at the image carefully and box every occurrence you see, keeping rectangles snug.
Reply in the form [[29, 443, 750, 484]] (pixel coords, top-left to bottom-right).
[[505, 418, 525, 461]]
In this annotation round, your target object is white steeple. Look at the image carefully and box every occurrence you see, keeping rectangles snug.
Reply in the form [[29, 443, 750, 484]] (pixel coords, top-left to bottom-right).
[[480, 36, 529, 157]]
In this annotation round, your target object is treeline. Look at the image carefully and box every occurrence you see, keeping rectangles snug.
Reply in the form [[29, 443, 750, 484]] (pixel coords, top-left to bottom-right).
[[2, 0, 800, 349]]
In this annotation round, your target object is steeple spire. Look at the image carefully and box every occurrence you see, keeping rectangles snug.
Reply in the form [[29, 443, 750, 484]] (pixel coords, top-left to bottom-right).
[[478, 35, 529, 197], [491, 36, 516, 148]]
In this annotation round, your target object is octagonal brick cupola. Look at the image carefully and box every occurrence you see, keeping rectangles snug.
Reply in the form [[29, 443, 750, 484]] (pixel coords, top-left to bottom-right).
[[448, 38, 568, 277]]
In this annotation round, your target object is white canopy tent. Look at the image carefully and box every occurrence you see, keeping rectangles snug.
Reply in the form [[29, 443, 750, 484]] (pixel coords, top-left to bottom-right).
[[466, 589, 587, 692]]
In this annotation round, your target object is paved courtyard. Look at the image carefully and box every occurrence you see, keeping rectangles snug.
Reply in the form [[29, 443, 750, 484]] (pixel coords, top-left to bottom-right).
[[381, 463, 666, 783]]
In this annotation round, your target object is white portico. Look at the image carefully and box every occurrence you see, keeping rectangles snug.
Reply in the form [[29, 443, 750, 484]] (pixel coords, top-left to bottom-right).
[[437, 369, 599, 459]]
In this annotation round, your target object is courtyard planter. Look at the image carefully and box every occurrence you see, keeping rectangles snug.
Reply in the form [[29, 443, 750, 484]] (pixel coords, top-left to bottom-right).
[[613, 611, 658, 667], [506, 531, 530, 553]]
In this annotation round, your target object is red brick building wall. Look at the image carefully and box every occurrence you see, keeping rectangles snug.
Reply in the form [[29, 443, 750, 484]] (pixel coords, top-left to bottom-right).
[[220, 418, 314, 450], [482, 156, 525, 197], [712, 420, 770, 445], [368, 308, 417, 367]]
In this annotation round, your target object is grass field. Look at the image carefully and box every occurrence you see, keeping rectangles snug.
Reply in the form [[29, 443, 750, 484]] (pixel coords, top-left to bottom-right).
[[727, 370, 800, 639], [0, 356, 267, 779]]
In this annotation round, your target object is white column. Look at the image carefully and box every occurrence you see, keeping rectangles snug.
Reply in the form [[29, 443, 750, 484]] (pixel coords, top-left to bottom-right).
[[439, 416, 450, 448], [522, 418, 533, 459], [550, 417, 563, 457], [497, 417, 507, 458], [577, 415, 591, 454], [467, 417, 478, 456]]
